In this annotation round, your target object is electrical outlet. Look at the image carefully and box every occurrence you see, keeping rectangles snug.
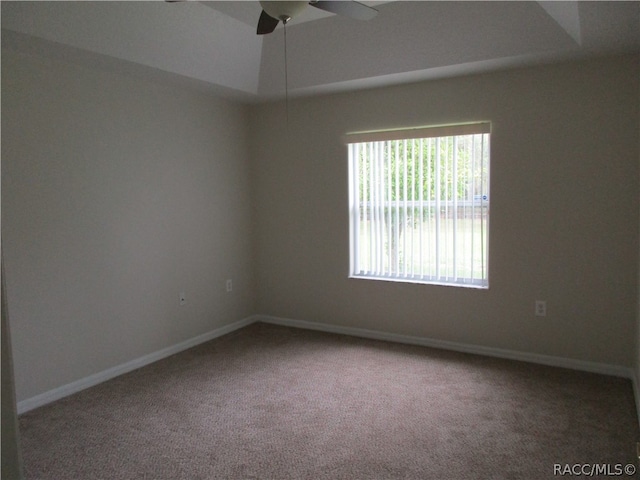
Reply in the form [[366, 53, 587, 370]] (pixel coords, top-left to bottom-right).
[[535, 300, 546, 317], [226, 279, 233, 293], [179, 292, 186, 306]]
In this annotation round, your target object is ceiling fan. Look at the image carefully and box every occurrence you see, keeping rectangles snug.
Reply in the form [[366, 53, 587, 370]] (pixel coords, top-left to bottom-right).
[[257, 1, 378, 34]]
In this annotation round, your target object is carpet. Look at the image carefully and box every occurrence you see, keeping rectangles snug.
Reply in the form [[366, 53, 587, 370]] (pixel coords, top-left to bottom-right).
[[18, 322, 639, 479]]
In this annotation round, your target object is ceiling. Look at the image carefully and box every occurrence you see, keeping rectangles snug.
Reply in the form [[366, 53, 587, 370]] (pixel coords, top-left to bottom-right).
[[2, 1, 639, 103]]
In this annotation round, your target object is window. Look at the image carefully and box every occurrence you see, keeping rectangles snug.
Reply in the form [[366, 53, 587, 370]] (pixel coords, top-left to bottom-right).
[[347, 122, 490, 288]]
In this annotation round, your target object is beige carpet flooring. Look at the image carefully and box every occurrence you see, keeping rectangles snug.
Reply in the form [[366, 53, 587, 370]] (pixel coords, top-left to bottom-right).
[[18, 322, 639, 479]]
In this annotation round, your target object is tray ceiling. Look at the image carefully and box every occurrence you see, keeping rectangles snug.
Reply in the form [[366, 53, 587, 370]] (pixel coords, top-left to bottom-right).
[[2, 1, 638, 103]]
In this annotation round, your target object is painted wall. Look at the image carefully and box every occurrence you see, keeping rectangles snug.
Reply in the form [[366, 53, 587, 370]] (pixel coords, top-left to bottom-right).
[[3, 48, 639, 409], [250, 54, 640, 368], [637, 73, 640, 416], [2, 49, 254, 402], [1, 264, 24, 479]]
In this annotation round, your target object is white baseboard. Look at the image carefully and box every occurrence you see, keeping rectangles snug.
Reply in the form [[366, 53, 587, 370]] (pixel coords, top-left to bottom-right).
[[18, 313, 636, 416], [17, 316, 256, 414], [257, 314, 635, 380]]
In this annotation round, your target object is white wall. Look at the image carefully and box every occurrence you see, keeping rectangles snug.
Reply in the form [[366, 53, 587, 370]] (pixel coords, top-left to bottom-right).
[[2, 49, 254, 402], [250, 54, 640, 368], [3, 48, 639, 408], [1, 262, 24, 478], [637, 72, 640, 416]]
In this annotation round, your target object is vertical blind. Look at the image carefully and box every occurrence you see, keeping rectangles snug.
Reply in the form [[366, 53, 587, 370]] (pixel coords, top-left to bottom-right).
[[347, 122, 490, 288]]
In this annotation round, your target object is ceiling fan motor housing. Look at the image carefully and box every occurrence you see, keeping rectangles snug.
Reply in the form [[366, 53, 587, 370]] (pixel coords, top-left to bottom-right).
[[260, 1, 308, 22]]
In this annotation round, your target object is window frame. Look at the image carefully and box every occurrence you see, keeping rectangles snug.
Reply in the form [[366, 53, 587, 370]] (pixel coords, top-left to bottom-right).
[[346, 122, 491, 289]]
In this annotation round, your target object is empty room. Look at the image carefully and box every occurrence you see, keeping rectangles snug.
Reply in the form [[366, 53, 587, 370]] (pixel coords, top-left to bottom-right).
[[2, 1, 640, 478]]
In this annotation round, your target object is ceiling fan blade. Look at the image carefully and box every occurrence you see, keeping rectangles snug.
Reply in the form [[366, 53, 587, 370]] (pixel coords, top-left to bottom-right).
[[257, 9, 280, 34], [310, 1, 378, 21]]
